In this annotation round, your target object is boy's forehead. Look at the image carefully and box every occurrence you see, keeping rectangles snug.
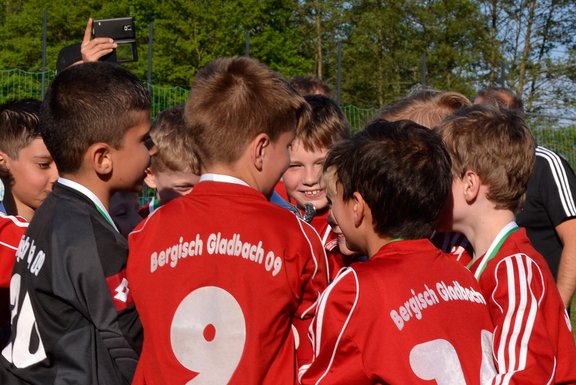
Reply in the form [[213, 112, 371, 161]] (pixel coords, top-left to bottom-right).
[[290, 139, 329, 157], [131, 110, 151, 127], [124, 111, 151, 136]]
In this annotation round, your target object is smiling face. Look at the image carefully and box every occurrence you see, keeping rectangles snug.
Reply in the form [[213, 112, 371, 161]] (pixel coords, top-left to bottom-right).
[[282, 139, 329, 211], [2, 137, 58, 220]]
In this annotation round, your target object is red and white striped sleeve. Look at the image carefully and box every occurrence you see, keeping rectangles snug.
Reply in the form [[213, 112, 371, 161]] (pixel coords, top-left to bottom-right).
[[293, 217, 330, 366], [488, 253, 556, 385], [299, 268, 370, 385]]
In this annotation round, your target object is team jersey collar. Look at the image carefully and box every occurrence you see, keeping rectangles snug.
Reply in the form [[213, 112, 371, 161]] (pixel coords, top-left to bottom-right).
[[57, 177, 120, 233], [468, 221, 519, 280], [373, 238, 432, 259], [199, 173, 250, 187]]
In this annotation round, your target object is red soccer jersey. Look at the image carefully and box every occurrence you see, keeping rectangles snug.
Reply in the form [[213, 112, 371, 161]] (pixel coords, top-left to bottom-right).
[[0, 213, 27, 288], [127, 181, 329, 385], [469, 222, 576, 384], [431, 231, 473, 265], [300, 239, 496, 385], [275, 181, 347, 281], [309, 208, 347, 281], [0, 213, 27, 348]]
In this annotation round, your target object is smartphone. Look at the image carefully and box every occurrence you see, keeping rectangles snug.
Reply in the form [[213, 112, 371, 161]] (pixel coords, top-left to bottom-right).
[[92, 17, 138, 63]]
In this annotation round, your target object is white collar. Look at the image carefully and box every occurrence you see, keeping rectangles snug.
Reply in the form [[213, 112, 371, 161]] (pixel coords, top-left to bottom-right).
[[58, 177, 119, 233], [199, 173, 250, 187]]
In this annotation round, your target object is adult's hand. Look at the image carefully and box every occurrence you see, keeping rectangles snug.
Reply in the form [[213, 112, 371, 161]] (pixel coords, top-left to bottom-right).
[[81, 18, 117, 62]]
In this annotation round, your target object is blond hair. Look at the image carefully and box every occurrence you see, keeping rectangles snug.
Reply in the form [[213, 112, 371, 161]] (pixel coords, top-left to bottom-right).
[[150, 105, 200, 174], [184, 57, 309, 167], [296, 95, 350, 152], [435, 105, 535, 212], [376, 90, 471, 129]]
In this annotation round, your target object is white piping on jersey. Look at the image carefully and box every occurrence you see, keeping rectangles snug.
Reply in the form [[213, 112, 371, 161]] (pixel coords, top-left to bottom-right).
[[296, 218, 320, 281], [0, 213, 28, 228], [300, 220, 330, 283], [0, 241, 19, 251], [536, 146, 576, 217], [321, 225, 332, 246], [0, 213, 28, 249], [300, 296, 320, 322], [311, 268, 359, 385], [319, 225, 331, 282], [492, 253, 553, 385]]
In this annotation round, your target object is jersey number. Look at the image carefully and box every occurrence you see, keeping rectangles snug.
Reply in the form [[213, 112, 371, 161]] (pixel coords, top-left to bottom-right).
[[409, 330, 495, 384], [170, 286, 247, 384], [2, 273, 47, 368]]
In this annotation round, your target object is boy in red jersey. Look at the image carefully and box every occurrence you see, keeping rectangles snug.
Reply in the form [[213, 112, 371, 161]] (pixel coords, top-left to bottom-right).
[[0, 99, 58, 347], [140, 105, 200, 217], [127, 57, 329, 385], [279, 94, 351, 279], [375, 89, 474, 264], [0, 99, 58, 287], [300, 119, 495, 385], [436, 105, 576, 383]]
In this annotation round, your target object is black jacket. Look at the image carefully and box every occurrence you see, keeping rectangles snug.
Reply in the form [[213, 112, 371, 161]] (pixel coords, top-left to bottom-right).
[[0, 182, 142, 384]]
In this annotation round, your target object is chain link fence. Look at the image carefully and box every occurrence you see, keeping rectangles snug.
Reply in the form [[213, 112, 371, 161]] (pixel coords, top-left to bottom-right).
[[2, 68, 575, 169]]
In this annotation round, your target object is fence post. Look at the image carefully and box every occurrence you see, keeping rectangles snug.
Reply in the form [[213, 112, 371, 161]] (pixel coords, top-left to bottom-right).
[[245, 31, 250, 57], [421, 52, 427, 87], [41, 10, 48, 96], [336, 40, 342, 104], [148, 22, 154, 90]]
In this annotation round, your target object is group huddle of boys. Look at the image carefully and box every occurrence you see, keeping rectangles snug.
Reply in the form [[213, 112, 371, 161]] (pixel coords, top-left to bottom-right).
[[0, 56, 574, 385]]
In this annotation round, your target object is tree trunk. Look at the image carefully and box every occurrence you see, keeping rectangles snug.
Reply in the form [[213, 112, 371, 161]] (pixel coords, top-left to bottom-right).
[[315, 0, 323, 79], [516, 0, 536, 98], [527, 0, 556, 111], [488, 0, 498, 84]]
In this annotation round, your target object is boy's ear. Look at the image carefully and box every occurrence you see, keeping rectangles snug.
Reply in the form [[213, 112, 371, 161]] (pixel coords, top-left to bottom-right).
[[144, 167, 157, 189], [462, 170, 481, 203], [87, 143, 113, 176], [0, 150, 9, 173], [251, 133, 270, 171], [351, 191, 367, 227]]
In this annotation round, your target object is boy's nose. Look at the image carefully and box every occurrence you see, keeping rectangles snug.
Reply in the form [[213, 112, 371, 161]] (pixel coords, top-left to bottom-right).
[[303, 167, 319, 185], [49, 166, 59, 183]]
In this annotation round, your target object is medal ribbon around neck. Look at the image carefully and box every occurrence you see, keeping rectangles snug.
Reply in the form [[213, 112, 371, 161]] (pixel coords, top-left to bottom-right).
[[468, 221, 519, 280]]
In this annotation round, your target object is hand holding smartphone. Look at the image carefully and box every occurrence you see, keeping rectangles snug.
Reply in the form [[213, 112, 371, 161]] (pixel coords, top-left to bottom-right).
[[92, 17, 138, 63]]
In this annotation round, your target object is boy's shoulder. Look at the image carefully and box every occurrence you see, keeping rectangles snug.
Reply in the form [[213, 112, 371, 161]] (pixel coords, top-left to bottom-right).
[[30, 183, 126, 251], [352, 239, 473, 285], [0, 213, 28, 231], [483, 227, 553, 281]]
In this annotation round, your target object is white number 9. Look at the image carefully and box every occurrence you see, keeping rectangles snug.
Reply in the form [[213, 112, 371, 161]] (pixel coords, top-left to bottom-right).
[[170, 286, 247, 385]]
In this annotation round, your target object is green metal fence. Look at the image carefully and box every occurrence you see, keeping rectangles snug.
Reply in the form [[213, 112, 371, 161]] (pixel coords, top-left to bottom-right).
[[2, 68, 575, 168]]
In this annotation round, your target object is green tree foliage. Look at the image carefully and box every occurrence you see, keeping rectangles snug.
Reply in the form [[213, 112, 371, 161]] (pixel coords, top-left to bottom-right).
[[0, 0, 574, 126], [130, 0, 312, 86], [0, 0, 132, 71]]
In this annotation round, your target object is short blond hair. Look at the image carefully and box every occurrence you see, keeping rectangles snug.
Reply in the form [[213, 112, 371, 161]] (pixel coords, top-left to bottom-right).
[[150, 105, 200, 174], [184, 57, 309, 167], [296, 95, 350, 152], [435, 105, 535, 213], [376, 90, 471, 129]]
